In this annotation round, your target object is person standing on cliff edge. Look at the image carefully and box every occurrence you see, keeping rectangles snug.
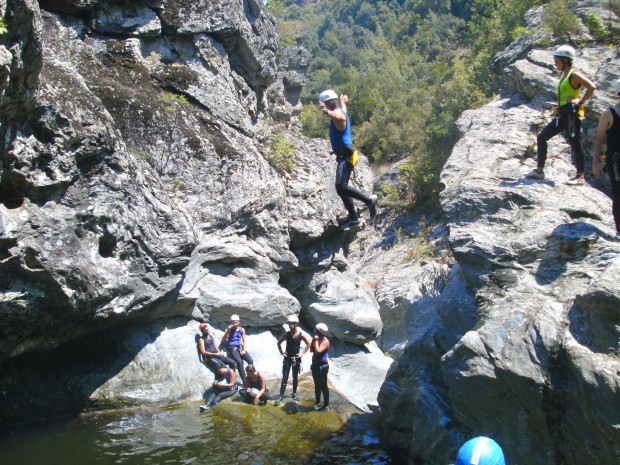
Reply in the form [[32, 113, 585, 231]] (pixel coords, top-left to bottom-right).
[[319, 90, 378, 231], [525, 45, 596, 185], [592, 78, 620, 240]]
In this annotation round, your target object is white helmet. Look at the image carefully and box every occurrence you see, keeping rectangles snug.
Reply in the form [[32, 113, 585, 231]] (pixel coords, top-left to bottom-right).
[[553, 45, 576, 59], [315, 323, 328, 335], [615, 79, 620, 96], [230, 314, 240, 321], [319, 89, 338, 103], [287, 315, 299, 324]]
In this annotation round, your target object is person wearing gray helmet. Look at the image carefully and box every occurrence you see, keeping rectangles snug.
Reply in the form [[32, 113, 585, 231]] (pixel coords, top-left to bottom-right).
[[593, 78, 620, 240], [310, 323, 330, 411], [274, 315, 311, 406]]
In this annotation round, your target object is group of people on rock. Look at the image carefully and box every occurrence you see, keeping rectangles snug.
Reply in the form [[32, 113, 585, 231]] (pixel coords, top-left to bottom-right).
[[517, 44, 619, 239], [194, 44, 620, 463], [197, 314, 331, 411], [319, 43, 620, 240]]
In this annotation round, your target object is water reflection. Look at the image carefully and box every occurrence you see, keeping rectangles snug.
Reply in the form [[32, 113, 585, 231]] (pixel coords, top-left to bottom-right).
[[0, 396, 402, 465]]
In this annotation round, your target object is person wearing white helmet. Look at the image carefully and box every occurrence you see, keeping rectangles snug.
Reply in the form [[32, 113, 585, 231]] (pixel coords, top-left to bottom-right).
[[310, 323, 330, 410], [274, 314, 311, 405], [526, 44, 596, 184], [222, 314, 254, 382], [319, 89, 378, 231], [592, 78, 620, 239]]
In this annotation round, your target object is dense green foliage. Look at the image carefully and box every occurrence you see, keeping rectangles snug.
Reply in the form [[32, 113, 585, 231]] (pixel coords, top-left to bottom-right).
[[266, 0, 613, 209], [267, 135, 296, 174]]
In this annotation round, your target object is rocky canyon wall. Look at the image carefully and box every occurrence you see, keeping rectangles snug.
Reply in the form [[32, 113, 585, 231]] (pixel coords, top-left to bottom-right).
[[0, 0, 397, 424], [378, 2, 620, 465]]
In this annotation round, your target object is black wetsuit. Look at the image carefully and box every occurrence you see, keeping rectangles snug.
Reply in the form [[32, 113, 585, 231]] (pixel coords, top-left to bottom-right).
[[279, 331, 303, 398], [205, 367, 236, 407], [200, 335, 236, 371], [537, 103, 586, 173], [606, 107, 620, 231], [227, 327, 254, 382], [239, 372, 270, 404], [311, 337, 329, 408]]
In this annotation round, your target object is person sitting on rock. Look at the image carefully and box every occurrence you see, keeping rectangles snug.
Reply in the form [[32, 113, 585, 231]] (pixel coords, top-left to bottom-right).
[[592, 78, 620, 240], [197, 323, 237, 372], [200, 365, 237, 412], [239, 364, 270, 406], [274, 314, 311, 406], [222, 314, 254, 382], [525, 45, 596, 184]]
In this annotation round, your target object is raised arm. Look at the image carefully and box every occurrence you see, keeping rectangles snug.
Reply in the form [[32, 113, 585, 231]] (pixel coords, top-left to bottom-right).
[[339, 94, 349, 114], [221, 325, 231, 344]]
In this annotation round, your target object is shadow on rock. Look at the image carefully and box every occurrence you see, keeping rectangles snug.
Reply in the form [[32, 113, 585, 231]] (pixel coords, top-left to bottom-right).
[[535, 222, 602, 285], [0, 317, 188, 429]]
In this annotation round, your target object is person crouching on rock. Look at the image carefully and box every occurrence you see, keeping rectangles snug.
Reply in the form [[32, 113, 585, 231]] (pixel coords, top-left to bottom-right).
[[310, 323, 330, 411], [319, 89, 377, 230], [274, 314, 311, 406], [222, 314, 254, 382], [197, 323, 237, 372], [200, 366, 237, 411], [239, 364, 270, 406]]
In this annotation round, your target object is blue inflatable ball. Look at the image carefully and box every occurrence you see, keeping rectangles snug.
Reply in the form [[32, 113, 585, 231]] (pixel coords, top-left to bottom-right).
[[456, 436, 505, 465]]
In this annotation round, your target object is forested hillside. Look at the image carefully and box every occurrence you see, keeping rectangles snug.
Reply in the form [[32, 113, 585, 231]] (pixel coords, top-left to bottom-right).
[[268, 0, 618, 207]]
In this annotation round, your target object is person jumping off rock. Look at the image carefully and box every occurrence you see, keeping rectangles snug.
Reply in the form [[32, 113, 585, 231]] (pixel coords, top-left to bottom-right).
[[319, 89, 378, 231]]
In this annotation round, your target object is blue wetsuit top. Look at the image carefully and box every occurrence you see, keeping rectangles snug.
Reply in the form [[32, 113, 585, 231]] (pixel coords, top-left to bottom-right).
[[312, 337, 329, 364], [228, 327, 243, 347], [329, 110, 352, 156]]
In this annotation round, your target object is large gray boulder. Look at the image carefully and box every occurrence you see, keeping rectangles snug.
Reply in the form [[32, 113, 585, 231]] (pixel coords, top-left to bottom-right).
[[379, 4, 620, 464]]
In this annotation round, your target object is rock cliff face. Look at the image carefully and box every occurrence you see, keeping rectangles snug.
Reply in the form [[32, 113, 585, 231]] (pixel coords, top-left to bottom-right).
[[0, 0, 391, 424], [379, 3, 620, 465]]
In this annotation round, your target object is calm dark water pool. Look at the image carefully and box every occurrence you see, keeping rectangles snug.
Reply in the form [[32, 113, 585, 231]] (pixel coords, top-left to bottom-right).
[[0, 394, 403, 465]]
